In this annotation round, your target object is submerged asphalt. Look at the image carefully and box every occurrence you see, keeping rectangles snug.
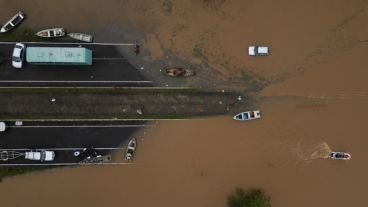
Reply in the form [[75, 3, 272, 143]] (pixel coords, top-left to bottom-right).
[[0, 43, 152, 87], [0, 120, 146, 164]]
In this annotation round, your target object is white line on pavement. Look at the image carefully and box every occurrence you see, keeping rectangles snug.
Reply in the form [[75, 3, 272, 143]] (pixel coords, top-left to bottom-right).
[[0, 147, 125, 151], [0, 80, 152, 83], [2, 118, 187, 121], [92, 57, 126, 60], [0, 86, 191, 89], [8, 125, 146, 128], [0, 42, 136, 46], [0, 162, 134, 166]]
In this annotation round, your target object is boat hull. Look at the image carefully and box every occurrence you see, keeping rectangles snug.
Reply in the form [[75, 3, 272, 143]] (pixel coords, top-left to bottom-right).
[[124, 138, 137, 161], [233, 110, 261, 121], [0, 11, 26, 33], [36, 28, 65, 38], [68, 33, 93, 42], [330, 152, 351, 160], [164, 68, 195, 77]]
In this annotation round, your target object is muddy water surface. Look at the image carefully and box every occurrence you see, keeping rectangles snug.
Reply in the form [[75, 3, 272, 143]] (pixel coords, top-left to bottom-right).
[[0, 101, 366, 207], [0, 0, 367, 207]]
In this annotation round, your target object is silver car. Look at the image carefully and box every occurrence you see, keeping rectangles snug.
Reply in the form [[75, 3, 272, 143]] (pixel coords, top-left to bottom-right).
[[12, 43, 25, 68]]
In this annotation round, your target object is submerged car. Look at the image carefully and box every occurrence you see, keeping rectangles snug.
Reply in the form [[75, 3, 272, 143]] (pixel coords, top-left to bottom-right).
[[0, 122, 6, 132], [25, 150, 55, 161], [248, 46, 269, 56], [12, 43, 25, 68]]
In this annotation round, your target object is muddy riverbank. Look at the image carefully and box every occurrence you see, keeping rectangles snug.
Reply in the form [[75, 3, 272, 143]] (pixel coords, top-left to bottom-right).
[[0, 90, 251, 118]]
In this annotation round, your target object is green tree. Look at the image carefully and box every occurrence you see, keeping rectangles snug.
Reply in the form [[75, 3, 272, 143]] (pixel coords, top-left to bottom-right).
[[227, 188, 271, 207]]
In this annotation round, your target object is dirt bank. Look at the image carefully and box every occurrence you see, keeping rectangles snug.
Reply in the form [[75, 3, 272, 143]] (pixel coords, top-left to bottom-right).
[[0, 90, 250, 118]]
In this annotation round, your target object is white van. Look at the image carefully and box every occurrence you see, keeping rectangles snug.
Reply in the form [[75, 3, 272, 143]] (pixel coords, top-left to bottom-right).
[[0, 122, 6, 132]]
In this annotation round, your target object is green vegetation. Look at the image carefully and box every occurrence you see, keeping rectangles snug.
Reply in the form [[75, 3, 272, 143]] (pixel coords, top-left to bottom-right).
[[0, 166, 47, 182], [241, 71, 253, 82], [0, 28, 38, 42], [227, 188, 271, 207], [0, 87, 203, 94], [0, 28, 77, 42], [0, 113, 194, 120], [192, 44, 204, 58]]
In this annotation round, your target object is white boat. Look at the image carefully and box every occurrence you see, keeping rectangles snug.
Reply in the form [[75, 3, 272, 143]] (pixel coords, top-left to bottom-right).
[[233, 110, 261, 121], [68, 33, 93, 42], [330, 152, 351, 160], [0, 11, 26, 33], [124, 138, 137, 161], [36, 28, 65, 38]]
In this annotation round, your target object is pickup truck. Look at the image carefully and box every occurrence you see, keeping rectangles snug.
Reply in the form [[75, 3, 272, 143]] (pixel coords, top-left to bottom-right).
[[248, 46, 269, 56], [25, 150, 55, 161]]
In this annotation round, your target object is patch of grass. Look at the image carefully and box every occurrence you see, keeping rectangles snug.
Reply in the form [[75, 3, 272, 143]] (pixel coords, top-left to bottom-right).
[[0, 28, 38, 42], [0, 113, 195, 120], [0, 28, 74, 42], [193, 44, 204, 58], [241, 71, 253, 81], [0, 87, 203, 94], [0, 166, 48, 182], [227, 188, 271, 207]]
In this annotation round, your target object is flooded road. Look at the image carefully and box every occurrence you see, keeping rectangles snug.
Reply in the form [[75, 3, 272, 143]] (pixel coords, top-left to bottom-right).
[[0, 0, 367, 206], [0, 96, 366, 207]]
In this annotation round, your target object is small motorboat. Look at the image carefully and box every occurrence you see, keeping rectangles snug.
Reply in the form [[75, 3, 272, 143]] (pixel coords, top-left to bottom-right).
[[233, 110, 261, 121], [330, 152, 351, 160], [68, 33, 93, 42], [36, 28, 65, 38], [124, 138, 137, 161], [0, 11, 26, 33], [164, 67, 195, 77]]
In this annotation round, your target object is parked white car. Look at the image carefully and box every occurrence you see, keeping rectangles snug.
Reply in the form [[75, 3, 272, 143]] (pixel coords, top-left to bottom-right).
[[12, 43, 25, 68], [25, 150, 55, 161], [0, 122, 6, 132], [248, 46, 269, 56]]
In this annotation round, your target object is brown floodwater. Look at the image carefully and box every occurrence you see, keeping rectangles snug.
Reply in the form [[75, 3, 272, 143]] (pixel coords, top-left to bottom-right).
[[0, 0, 367, 207]]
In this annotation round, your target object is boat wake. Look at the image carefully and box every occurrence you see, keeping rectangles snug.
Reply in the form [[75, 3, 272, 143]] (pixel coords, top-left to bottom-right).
[[291, 142, 332, 162]]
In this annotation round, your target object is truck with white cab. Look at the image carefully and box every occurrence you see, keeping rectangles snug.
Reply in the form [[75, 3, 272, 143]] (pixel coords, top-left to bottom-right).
[[25, 150, 55, 161], [248, 46, 269, 56]]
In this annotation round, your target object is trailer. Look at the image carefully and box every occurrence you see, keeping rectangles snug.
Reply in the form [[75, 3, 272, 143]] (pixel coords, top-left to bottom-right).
[[26, 47, 92, 65]]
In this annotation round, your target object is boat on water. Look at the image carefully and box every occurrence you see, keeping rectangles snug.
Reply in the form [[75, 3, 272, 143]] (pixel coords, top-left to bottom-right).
[[124, 138, 137, 161], [0, 11, 26, 33], [233, 110, 261, 121], [68, 33, 93, 42], [36, 28, 65, 38], [164, 67, 195, 77], [330, 152, 351, 160]]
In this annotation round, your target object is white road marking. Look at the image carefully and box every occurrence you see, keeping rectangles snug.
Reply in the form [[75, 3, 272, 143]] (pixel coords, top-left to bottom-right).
[[0, 162, 135, 166], [0, 80, 152, 83], [2, 118, 188, 121], [92, 57, 126, 60], [0, 147, 125, 151], [8, 125, 146, 128], [0, 86, 191, 89], [0, 42, 136, 46]]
